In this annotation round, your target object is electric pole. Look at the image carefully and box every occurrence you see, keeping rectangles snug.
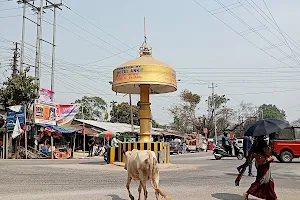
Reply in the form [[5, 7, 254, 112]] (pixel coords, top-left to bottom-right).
[[209, 82, 217, 144], [17, 0, 65, 93], [12, 42, 20, 76], [129, 94, 134, 133]]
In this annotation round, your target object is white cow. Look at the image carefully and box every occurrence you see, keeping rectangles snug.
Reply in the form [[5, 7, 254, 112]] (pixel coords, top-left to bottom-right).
[[123, 149, 171, 200]]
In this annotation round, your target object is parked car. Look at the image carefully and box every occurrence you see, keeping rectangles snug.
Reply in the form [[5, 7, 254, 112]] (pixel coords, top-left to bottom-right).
[[272, 127, 300, 163], [170, 142, 182, 154]]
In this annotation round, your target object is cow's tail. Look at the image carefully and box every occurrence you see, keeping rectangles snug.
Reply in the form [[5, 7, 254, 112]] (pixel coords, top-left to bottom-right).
[[148, 151, 171, 200]]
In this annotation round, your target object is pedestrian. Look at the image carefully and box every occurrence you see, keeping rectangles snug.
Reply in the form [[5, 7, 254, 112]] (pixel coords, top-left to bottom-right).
[[88, 138, 95, 157], [183, 142, 187, 154], [243, 136, 254, 176], [243, 136, 277, 200]]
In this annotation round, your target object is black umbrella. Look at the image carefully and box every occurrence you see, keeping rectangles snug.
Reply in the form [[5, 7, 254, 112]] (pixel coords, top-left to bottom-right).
[[244, 118, 290, 137]]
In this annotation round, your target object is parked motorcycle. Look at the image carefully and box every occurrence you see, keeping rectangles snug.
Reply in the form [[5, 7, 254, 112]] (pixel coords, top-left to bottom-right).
[[213, 139, 244, 160]]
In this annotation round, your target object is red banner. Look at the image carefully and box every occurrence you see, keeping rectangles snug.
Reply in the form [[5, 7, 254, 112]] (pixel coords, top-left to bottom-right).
[[55, 104, 80, 126]]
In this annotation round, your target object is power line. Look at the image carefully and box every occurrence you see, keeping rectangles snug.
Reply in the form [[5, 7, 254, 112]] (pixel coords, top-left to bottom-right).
[[238, 1, 300, 56], [42, 17, 129, 61], [214, 0, 300, 68], [57, 12, 136, 58], [262, 0, 300, 66], [248, 0, 300, 52], [62, 0, 139, 51], [193, 0, 300, 72]]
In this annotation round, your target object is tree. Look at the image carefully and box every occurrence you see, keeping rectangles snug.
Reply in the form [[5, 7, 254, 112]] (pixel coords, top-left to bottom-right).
[[203, 94, 230, 137], [292, 119, 300, 127], [169, 90, 201, 133], [75, 96, 107, 121], [152, 119, 164, 129], [110, 102, 139, 125], [207, 94, 230, 111], [230, 102, 258, 136], [259, 104, 286, 120], [0, 72, 38, 109]]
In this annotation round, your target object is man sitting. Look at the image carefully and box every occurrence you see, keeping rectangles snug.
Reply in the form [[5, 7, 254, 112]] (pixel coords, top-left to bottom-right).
[[222, 132, 231, 154]]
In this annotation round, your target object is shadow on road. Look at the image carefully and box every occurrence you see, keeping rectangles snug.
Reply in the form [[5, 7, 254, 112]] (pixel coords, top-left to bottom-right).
[[107, 194, 127, 200], [211, 193, 256, 200], [79, 161, 106, 165]]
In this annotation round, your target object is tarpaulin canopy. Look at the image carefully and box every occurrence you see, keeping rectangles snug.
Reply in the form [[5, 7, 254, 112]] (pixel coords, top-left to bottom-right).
[[36, 124, 81, 134]]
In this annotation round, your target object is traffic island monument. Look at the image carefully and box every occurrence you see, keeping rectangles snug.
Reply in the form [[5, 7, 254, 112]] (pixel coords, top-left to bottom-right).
[[110, 19, 177, 163]]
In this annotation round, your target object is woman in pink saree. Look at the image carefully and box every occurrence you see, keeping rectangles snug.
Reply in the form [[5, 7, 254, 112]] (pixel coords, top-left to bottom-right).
[[244, 136, 278, 200]]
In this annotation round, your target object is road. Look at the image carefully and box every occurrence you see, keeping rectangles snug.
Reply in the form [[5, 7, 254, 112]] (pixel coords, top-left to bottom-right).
[[0, 152, 299, 200]]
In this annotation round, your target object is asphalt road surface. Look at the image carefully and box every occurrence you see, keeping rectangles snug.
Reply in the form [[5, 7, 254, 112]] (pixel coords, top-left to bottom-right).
[[0, 152, 300, 200]]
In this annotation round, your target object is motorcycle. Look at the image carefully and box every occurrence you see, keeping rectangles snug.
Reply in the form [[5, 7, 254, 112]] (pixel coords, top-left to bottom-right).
[[213, 139, 244, 160], [99, 145, 108, 163]]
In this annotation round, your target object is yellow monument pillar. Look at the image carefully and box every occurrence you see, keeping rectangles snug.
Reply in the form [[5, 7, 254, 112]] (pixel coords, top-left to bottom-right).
[[139, 84, 151, 142], [111, 18, 177, 145]]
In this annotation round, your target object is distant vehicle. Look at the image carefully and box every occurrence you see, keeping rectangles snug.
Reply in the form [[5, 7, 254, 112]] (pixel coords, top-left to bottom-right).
[[272, 127, 300, 163], [213, 138, 244, 160], [170, 142, 182, 154], [186, 133, 204, 152]]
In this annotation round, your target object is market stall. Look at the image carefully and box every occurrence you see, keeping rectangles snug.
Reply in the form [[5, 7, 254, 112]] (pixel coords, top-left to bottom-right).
[[37, 125, 81, 159]]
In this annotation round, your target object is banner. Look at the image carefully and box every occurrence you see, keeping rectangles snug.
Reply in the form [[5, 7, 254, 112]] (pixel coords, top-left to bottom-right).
[[38, 88, 53, 104], [34, 103, 56, 125], [6, 106, 25, 131], [55, 104, 80, 126], [6, 106, 25, 130]]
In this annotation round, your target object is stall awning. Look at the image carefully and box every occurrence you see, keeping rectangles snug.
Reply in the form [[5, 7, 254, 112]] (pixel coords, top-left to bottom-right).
[[36, 124, 81, 134]]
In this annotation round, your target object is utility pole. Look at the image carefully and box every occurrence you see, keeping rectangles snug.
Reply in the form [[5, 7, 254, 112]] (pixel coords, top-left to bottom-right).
[[209, 82, 217, 144], [34, 0, 43, 90], [17, 0, 64, 92], [82, 105, 85, 157], [129, 94, 134, 133], [43, 1, 64, 98], [12, 42, 19, 76], [20, 0, 27, 73], [51, 6, 56, 97]]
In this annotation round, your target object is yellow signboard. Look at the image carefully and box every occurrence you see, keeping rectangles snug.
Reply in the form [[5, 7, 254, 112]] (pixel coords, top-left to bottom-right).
[[112, 64, 177, 94]]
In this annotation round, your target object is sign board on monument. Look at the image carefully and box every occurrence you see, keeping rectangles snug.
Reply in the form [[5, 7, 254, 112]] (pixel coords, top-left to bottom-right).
[[34, 103, 56, 125], [203, 128, 208, 134]]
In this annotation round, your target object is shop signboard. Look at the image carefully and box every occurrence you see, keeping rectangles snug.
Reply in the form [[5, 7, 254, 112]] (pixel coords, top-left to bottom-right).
[[55, 104, 80, 126], [6, 106, 25, 131], [38, 88, 53, 105], [34, 103, 56, 125]]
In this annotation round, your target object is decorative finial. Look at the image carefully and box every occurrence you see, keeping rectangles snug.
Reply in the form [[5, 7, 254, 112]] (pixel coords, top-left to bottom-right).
[[144, 16, 147, 45], [139, 16, 152, 57]]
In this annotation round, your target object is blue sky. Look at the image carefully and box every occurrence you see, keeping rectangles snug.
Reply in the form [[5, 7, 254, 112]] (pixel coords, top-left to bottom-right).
[[1, 0, 300, 125]]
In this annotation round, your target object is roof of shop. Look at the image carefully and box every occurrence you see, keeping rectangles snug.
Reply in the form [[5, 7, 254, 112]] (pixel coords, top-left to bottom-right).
[[74, 119, 162, 135]]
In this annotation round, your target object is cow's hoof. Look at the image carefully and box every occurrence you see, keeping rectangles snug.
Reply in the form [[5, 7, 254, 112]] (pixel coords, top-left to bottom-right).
[[129, 194, 134, 200]]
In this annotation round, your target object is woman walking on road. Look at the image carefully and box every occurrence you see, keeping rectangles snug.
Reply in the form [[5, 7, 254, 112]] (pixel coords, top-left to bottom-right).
[[243, 136, 277, 200]]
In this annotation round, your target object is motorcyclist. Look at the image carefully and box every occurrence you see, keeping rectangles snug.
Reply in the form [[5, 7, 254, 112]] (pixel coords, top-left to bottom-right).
[[222, 132, 231, 154]]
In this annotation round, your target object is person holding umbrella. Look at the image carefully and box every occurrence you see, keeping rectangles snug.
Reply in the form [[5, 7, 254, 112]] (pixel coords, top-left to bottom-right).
[[243, 136, 277, 200], [235, 118, 289, 200]]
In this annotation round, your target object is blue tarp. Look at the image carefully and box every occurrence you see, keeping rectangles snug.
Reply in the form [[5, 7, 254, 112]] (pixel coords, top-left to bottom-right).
[[36, 124, 81, 134]]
